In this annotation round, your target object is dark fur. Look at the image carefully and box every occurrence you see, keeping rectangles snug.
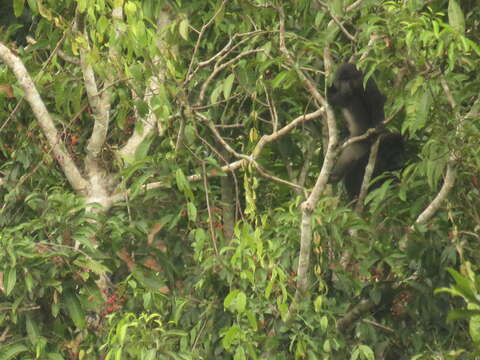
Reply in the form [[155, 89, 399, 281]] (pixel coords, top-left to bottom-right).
[[327, 64, 404, 199]]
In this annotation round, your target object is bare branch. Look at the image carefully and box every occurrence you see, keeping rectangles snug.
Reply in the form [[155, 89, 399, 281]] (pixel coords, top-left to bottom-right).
[[0, 42, 88, 193], [355, 135, 381, 214], [76, 15, 111, 159], [58, 50, 80, 64], [415, 162, 456, 225]]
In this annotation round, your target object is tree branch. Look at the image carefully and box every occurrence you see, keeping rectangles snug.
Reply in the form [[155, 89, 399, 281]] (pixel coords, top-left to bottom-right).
[[0, 42, 88, 193], [110, 109, 323, 203]]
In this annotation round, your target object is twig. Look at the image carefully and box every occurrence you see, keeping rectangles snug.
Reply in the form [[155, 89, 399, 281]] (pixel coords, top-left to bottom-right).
[[202, 161, 219, 256], [362, 318, 394, 333]]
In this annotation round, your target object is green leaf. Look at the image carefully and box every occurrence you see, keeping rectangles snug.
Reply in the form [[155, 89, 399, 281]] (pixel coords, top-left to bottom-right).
[[64, 291, 86, 329], [469, 304, 480, 343], [73, 258, 110, 276], [179, 19, 189, 40], [124, 1, 137, 18], [404, 88, 430, 135], [223, 74, 235, 99], [187, 202, 197, 222], [221, 325, 240, 350], [210, 84, 223, 104], [320, 316, 328, 332], [358, 344, 375, 360], [27, 0, 38, 13], [25, 271, 34, 294], [323, 339, 331, 353], [175, 168, 190, 197], [0, 344, 28, 360], [224, 289, 240, 310], [265, 268, 276, 298], [97, 16, 109, 36], [435, 286, 465, 298], [77, 0, 87, 13], [47, 353, 66, 360], [173, 300, 187, 325], [234, 346, 246, 360], [134, 135, 154, 160], [271, 71, 288, 89], [314, 295, 323, 312], [446, 309, 480, 322], [329, 0, 344, 17], [246, 310, 257, 331], [235, 291, 247, 313], [118, 322, 134, 345], [4, 268, 17, 296], [448, 0, 465, 34], [446, 268, 478, 303], [13, 0, 25, 17], [25, 314, 40, 344]]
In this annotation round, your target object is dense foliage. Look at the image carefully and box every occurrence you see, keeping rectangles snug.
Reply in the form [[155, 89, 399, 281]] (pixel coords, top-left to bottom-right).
[[0, 0, 479, 359]]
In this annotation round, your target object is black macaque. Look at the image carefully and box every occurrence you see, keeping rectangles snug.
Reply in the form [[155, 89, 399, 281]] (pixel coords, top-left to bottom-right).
[[327, 63, 404, 199]]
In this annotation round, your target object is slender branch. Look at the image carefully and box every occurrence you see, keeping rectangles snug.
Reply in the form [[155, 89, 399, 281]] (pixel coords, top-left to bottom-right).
[[58, 50, 80, 64], [355, 135, 381, 214], [339, 126, 380, 150], [362, 319, 394, 333], [415, 162, 456, 225], [202, 161, 219, 255]]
